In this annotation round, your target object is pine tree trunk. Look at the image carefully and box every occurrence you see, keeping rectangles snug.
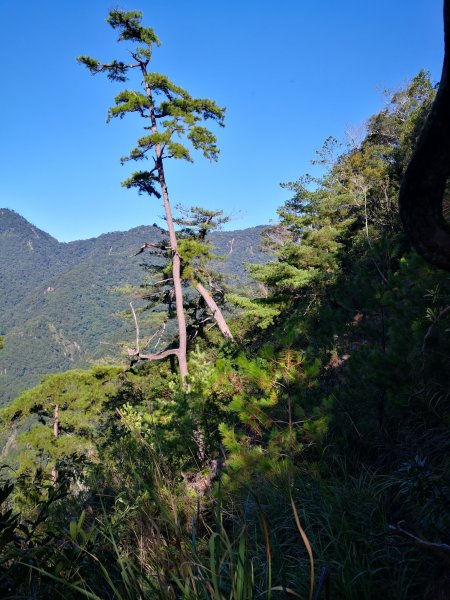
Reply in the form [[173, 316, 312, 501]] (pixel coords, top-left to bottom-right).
[[143, 68, 188, 379], [193, 420, 206, 463], [156, 155, 188, 378], [51, 403, 59, 485], [196, 282, 233, 339]]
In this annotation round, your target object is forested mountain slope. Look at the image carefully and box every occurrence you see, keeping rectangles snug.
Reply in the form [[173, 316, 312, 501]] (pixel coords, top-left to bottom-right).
[[0, 25, 449, 599], [0, 209, 266, 402]]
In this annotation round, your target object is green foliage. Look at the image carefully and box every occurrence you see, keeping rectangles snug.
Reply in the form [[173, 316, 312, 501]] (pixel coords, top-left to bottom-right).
[[0, 366, 123, 477], [107, 9, 161, 47], [130, 204, 235, 348], [227, 294, 281, 329], [0, 210, 265, 402], [175, 205, 230, 286], [214, 348, 327, 491], [225, 71, 449, 596], [1, 70, 449, 600], [78, 8, 225, 201]]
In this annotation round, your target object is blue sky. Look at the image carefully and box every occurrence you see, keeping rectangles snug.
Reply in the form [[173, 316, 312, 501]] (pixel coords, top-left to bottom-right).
[[0, 1, 444, 241]]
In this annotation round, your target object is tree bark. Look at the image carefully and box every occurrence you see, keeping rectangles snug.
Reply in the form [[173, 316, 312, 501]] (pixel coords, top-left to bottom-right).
[[399, 0, 450, 271], [51, 403, 59, 485], [196, 282, 233, 339], [142, 66, 188, 379]]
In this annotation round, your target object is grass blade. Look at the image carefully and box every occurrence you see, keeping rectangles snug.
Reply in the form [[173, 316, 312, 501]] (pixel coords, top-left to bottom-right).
[[290, 494, 314, 600]]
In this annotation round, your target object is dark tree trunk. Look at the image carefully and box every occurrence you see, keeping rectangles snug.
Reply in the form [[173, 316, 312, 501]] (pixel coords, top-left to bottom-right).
[[399, 0, 450, 271]]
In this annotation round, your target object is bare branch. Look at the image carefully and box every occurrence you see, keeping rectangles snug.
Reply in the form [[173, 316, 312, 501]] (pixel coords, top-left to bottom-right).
[[127, 304, 175, 362], [148, 278, 173, 286], [140, 323, 165, 351], [132, 242, 169, 257], [153, 322, 166, 350], [389, 523, 450, 554], [129, 302, 140, 355], [139, 348, 179, 360], [196, 282, 233, 339]]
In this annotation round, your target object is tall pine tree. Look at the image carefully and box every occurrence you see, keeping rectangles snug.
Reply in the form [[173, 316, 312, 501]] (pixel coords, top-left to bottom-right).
[[78, 9, 226, 378]]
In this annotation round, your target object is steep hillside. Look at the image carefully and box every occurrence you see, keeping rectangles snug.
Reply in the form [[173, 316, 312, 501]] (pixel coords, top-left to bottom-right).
[[0, 209, 63, 327], [0, 210, 266, 402]]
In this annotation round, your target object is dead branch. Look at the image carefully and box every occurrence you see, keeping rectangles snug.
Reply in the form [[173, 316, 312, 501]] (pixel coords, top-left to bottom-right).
[[148, 278, 173, 286], [389, 523, 450, 554], [141, 322, 167, 352], [195, 282, 233, 339], [127, 304, 179, 363], [138, 348, 179, 360], [129, 302, 140, 355], [132, 242, 170, 257]]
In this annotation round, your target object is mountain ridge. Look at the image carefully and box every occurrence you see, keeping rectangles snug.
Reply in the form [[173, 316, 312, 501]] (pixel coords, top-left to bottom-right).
[[0, 209, 267, 402]]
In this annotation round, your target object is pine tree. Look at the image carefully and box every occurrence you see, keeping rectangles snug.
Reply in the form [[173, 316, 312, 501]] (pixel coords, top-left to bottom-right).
[[78, 9, 225, 379], [234, 73, 436, 336], [0, 367, 122, 479], [174, 205, 233, 340]]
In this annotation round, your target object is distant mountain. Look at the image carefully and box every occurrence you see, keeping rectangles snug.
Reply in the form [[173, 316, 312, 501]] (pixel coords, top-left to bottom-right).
[[0, 209, 267, 403]]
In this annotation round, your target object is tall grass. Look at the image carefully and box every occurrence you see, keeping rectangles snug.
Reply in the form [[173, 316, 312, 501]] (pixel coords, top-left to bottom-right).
[[39, 468, 315, 600]]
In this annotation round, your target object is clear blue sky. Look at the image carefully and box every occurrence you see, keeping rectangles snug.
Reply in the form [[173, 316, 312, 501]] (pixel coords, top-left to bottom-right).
[[0, 1, 444, 241]]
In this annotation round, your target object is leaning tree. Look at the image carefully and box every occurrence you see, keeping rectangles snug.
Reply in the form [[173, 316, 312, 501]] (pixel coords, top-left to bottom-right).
[[78, 9, 228, 378], [399, 0, 450, 271]]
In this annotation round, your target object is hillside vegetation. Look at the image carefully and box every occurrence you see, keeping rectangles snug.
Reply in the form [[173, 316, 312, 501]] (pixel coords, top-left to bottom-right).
[[0, 211, 266, 401], [0, 68, 449, 599]]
